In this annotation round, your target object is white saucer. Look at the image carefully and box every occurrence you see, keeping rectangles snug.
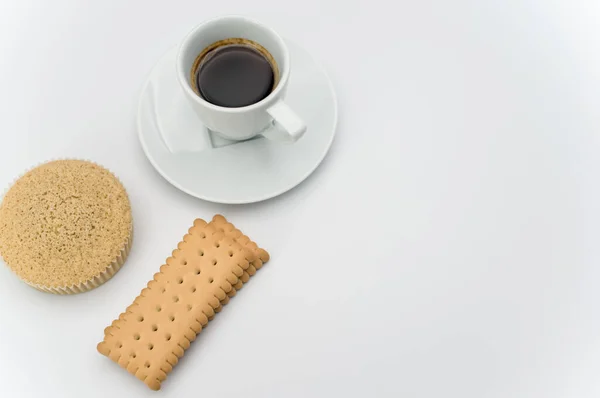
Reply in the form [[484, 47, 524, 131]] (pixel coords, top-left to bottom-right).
[[138, 40, 337, 204]]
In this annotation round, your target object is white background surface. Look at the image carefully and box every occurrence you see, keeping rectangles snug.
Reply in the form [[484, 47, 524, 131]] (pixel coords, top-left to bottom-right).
[[0, 0, 599, 397]]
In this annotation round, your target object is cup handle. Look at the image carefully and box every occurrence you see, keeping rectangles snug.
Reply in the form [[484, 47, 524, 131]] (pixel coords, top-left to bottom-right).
[[260, 100, 307, 142]]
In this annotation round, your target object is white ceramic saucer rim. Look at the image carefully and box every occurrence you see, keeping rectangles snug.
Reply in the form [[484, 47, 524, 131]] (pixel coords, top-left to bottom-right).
[[137, 41, 338, 204]]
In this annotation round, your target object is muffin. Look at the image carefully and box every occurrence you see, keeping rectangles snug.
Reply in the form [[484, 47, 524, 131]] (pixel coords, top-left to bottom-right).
[[0, 160, 133, 294]]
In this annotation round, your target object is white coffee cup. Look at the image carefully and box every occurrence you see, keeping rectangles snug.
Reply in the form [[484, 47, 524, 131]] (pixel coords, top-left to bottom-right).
[[176, 16, 306, 142]]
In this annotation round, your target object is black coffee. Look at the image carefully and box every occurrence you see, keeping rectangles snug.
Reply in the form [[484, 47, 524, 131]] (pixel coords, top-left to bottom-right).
[[195, 44, 275, 108]]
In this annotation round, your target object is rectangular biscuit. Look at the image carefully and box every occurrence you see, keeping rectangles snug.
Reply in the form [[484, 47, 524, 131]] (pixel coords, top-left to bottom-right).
[[97, 219, 255, 390]]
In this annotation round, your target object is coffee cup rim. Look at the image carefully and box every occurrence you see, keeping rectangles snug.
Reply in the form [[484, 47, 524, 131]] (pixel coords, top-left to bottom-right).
[[176, 15, 290, 113]]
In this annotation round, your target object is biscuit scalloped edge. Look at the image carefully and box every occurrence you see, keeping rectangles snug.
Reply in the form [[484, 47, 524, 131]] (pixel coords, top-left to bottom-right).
[[0, 158, 134, 295]]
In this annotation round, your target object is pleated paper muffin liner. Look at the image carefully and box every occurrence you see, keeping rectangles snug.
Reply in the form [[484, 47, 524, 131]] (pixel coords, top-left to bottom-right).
[[0, 158, 134, 295]]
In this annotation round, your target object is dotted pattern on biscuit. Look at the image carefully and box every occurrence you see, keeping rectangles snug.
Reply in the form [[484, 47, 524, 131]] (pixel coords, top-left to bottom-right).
[[97, 219, 254, 390]]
